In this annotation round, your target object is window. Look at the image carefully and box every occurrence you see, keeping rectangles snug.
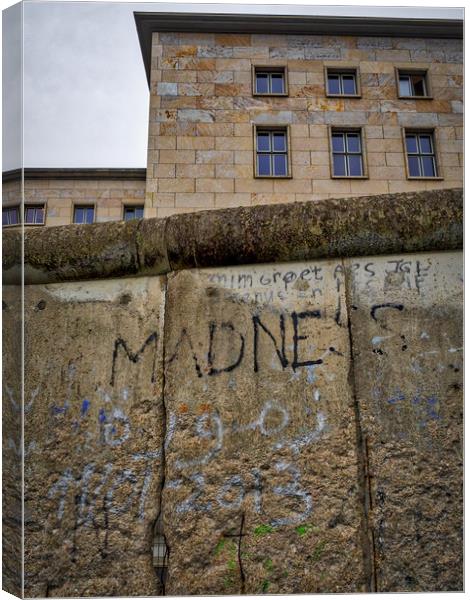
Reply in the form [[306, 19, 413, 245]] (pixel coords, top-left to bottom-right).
[[73, 205, 95, 224], [24, 204, 45, 225], [404, 131, 439, 178], [326, 68, 360, 97], [123, 205, 144, 221], [397, 70, 430, 98], [254, 127, 290, 177], [2, 206, 20, 226], [253, 66, 288, 96], [330, 130, 366, 177]]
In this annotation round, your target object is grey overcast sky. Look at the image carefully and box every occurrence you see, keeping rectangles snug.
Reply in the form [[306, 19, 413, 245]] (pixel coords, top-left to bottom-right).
[[1, 1, 464, 171]]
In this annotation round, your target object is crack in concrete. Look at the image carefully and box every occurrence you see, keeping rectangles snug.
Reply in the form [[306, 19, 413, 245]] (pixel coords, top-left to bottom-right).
[[154, 273, 170, 595], [238, 513, 246, 594], [343, 258, 377, 593]]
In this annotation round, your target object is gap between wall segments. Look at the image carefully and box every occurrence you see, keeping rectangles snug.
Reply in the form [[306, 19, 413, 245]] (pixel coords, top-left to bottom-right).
[[152, 273, 170, 595], [342, 257, 378, 593]]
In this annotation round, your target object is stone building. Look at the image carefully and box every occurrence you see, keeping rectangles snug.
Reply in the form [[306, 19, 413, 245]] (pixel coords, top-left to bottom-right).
[[138, 13, 463, 218], [2, 12, 463, 227], [2, 168, 146, 228]]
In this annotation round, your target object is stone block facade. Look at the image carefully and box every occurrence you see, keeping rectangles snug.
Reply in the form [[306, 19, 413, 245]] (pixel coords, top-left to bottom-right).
[[145, 32, 463, 218], [2, 172, 146, 228]]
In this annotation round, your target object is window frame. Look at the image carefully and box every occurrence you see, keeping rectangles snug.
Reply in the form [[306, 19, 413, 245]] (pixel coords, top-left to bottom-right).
[[395, 68, 432, 100], [325, 66, 361, 98], [402, 128, 443, 180], [253, 124, 292, 179], [123, 204, 145, 221], [252, 65, 289, 97], [2, 205, 21, 227], [24, 203, 46, 226], [73, 204, 96, 225], [328, 127, 369, 179]]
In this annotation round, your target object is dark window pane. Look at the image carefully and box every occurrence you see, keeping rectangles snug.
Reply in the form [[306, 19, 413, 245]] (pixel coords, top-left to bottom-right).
[[11, 209, 19, 225], [328, 74, 340, 95], [85, 207, 94, 224], [272, 133, 286, 152], [74, 208, 84, 223], [399, 76, 411, 96], [332, 134, 344, 153], [419, 135, 432, 154], [408, 155, 420, 177], [25, 208, 35, 223], [342, 75, 356, 95], [257, 154, 271, 176], [257, 133, 270, 152], [348, 155, 363, 176], [135, 207, 144, 219], [2, 210, 8, 226], [256, 74, 268, 94], [333, 154, 346, 176], [421, 156, 436, 177], [346, 133, 361, 153], [270, 73, 284, 94], [124, 209, 134, 221], [273, 154, 287, 176], [405, 135, 418, 154], [411, 75, 426, 96]]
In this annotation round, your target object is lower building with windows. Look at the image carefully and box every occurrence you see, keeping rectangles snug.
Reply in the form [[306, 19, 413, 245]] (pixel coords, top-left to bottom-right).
[[2, 12, 463, 227], [2, 168, 146, 228]]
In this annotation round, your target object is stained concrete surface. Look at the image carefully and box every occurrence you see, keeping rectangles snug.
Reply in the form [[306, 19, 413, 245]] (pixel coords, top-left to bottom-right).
[[3, 250, 462, 596], [22, 277, 166, 597]]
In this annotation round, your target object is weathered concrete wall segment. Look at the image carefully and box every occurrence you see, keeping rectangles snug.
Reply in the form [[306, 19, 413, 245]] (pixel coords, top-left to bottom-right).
[[2, 190, 462, 596], [2, 187, 463, 284]]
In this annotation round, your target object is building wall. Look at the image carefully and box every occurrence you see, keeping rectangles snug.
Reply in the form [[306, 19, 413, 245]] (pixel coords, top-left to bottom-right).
[[146, 32, 463, 218], [2, 177, 146, 228]]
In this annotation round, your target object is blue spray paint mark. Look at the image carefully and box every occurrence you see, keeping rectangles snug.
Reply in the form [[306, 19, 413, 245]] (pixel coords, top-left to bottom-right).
[[81, 399, 91, 416], [98, 408, 107, 423], [52, 402, 69, 415], [387, 390, 405, 405]]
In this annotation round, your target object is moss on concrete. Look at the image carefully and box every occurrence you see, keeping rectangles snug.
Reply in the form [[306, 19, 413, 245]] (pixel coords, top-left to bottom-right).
[[2, 188, 463, 284]]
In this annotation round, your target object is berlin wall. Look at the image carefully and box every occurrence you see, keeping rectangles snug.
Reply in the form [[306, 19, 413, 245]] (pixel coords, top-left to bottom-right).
[[2, 189, 463, 597]]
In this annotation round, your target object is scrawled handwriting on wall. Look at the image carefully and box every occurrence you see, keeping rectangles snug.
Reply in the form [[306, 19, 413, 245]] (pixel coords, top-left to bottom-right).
[[165, 403, 327, 527]]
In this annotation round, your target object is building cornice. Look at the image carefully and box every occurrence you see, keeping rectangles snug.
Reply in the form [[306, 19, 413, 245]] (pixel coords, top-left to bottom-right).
[[134, 12, 463, 86], [2, 168, 147, 183]]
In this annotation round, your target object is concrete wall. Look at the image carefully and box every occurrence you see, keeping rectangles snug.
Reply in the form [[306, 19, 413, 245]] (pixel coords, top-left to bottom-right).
[[2, 189, 463, 596], [145, 32, 463, 217]]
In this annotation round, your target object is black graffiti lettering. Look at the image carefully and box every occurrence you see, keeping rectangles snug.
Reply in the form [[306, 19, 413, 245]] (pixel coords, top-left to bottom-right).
[[311, 266, 323, 281], [238, 274, 253, 289], [253, 314, 288, 373], [299, 268, 312, 281], [291, 310, 323, 371], [207, 322, 245, 376], [334, 295, 343, 327], [208, 273, 227, 286], [370, 303, 404, 323], [385, 260, 401, 274], [333, 264, 344, 279], [282, 271, 297, 291], [110, 332, 158, 386], [167, 329, 203, 378], [364, 263, 376, 277], [259, 273, 271, 286]]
